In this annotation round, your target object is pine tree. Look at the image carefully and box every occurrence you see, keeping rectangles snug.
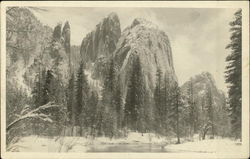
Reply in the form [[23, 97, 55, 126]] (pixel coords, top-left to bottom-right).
[[32, 69, 64, 135], [44, 69, 64, 135], [186, 78, 197, 136], [169, 82, 183, 144], [31, 69, 47, 135], [206, 86, 214, 139], [161, 73, 171, 135], [225, 9, 242, 139], [66, 73, 75, 124], [138, 90, 152, 134], [214, 94, 231, 137], [74, 62, 89, 127], [200, 96, 209, 140], [124, 56, 145, 131], [101, 58, 117, 137], [96, 103, 105, 136], [32, 68, 46, 108], [87, 91, 98, 136], [102, 59, 116, 107], [154, 68, 163, 130], [114, 78, 123, 130]]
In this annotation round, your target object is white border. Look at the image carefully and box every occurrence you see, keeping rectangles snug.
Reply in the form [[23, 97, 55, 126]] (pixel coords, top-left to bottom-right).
[[1, 1, 249, 159]]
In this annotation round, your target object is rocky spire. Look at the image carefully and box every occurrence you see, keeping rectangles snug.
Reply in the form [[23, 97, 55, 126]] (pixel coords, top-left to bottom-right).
[[62, 21, 71, 55], [62, 21, 72, 74], [80, 12, 121, 63]]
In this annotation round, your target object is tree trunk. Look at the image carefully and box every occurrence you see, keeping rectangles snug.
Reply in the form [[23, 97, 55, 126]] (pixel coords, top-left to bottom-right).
[[202, 131, 206, 140], [211, 121, 215, 139], [202, 128, 209, 140]]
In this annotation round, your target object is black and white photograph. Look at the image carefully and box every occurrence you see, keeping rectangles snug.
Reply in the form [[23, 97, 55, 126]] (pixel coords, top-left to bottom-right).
[[1, 1, 249, 158]]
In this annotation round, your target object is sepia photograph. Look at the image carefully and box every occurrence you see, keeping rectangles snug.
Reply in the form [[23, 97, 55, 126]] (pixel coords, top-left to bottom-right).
[[1, 1, 249, 159]]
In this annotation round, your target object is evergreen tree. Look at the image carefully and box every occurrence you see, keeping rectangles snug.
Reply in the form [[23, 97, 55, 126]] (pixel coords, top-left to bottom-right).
[[102, 59, 116, 107], [161, 73, 171, 135], [43, 69, 63, 103], [169, 82, 183, 144], [31, 69, 50, 135], [66, 73, 75, 124], [216, 94, 231, 137], [114, 78, 123, 130], [75, 62, 89, 127], [32, 69, 65, 135], [87, 91, 99, 136], [32, 68, 46, 108], [95, 103, 105, 136], [138, 90, 152, 134], [43, 69, 65, 135], [200, 96, 209, 140], [154, 68, 163, 130], [225, 9, 242, 139], [186, 78, 197, 136], [124, 56, 145, 131], [101, 58, 117, 137], [206, 86, 214, 139]]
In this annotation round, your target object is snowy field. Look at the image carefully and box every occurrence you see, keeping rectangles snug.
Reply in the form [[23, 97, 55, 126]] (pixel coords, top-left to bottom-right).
[[8, 133, 242, 153]]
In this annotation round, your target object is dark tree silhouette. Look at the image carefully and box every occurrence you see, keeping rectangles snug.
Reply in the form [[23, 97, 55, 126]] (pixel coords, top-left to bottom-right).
[[225, 9, 242, 139], [124, 56, 145, 131]]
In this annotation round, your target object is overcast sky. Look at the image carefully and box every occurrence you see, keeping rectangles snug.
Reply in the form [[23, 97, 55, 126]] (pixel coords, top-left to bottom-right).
[[32, 7, 237, 92]]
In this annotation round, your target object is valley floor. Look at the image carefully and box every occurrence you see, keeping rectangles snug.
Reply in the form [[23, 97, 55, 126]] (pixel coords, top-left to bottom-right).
[[8, 133, 242, 154]]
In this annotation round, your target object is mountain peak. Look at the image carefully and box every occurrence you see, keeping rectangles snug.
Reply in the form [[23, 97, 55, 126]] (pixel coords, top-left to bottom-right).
[[201, 71, 212, 76], [131, 18, 159, 30], [63, 21, 70, 29], [80, 13, 121, 63], [114, 17, 176, 93], [184, 72, 219, 96], [199, 72, 216, 84], [107, 12, 119, 20]]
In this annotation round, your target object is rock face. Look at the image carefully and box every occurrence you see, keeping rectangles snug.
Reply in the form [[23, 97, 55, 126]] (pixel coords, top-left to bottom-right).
[[79, 14, 177, 95], [114, 18, 177, 94], [62, 21, 71, 55], [24, 22, 72, 87], [6, 7, 73, 92], [70, 45, 81, 72], [6, 7, 53, 92], [80, 12, 121, 64], [181, 72, 225, 105]]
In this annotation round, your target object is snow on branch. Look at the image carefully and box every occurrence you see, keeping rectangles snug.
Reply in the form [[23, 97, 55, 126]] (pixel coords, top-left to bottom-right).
[[6, 102, 60, 132]]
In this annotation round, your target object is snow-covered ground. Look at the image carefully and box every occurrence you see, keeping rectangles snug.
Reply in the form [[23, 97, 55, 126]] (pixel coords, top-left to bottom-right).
[[167, 138, 242, 153], [9, 133, 242, 154]]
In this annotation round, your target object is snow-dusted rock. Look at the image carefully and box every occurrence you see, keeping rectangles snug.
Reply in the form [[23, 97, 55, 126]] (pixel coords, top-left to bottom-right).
[[114, 18, 177, 94], [181, 72, 229, 136], [80, 12, 121, 63], [181, 72, 226, 108]]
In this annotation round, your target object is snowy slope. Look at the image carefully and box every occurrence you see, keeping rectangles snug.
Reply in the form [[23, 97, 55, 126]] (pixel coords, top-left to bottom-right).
[[167, 138, 242, 154]]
